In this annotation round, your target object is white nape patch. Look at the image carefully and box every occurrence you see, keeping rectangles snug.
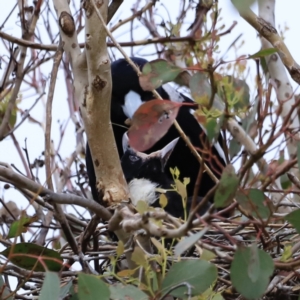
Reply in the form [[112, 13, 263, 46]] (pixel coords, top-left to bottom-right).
[[128, 178, 159, 206], [162, 83, 185, 103], [122, 90, 143, 118], [189, 109, 227, 163]]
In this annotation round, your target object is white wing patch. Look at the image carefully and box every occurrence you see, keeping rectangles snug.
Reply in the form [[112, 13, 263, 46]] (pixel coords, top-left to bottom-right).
[[122, 90, 143, 118], [162, 83, 185, 103], [128, 178, 159, 206]]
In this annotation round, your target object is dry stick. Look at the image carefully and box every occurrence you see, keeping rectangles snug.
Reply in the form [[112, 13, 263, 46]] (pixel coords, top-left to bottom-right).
[[19, 188, 87, 227], [187, 185, 217, 229], [36, 41, 63, 246], [0, 30, 220, 51], [240, 98, 300, 182], [191, 156, 205, 211], [81, 215, 101, 253], [0, 2, 42, 139], [110, 0, 155, 32], [0, 166, 112, 220], [9, 132, 32, 179], [232, 1, 300, 85], [0, 47, 20, 91], [261, 158, 298, 191], [0, 3, 17, 30], [107, 0, 124, 23], [109, 188, 217, 240], [92, 5, 218, 184]]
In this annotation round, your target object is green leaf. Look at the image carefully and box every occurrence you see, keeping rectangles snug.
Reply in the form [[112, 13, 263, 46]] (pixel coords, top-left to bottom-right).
[[174, 228, 208, 257], [78, 273, 110, 300], [249, 48, 277, 59], [174, 167, 180, 179], [109, 283, 149, 300], [248, 244, 260, 282], [229, 139, 241, 160], [159, 193, 168, 209], [211, 293, 224, 300], [69, 285, 79, 300], [201, 249, 216, 261], [39, 272, 60, 300], [161, 260, 217, 299], [140, 59, 183, 91], [214, 165, 239, 208], [183, 177, 190, 186], [1, 243, 63, 272], [174, 179, 187, 200], [0, 93, 17, 135], [189, 72, 211, 107], [151, 237, 165, 254], [136, 200, 149, 214], [0, 274, 13, 300], [149, 269, 159, 293], [280, 244, 292, 262], [242, 96, 259, 135], [60, 280, 73, 299], [206, 118, 218, 143], [201, 288, 224, 300], [131, 247, 148, 268], [280, 172, 291, 190], [218, 76, 250, 110], [260, 56, 269, 75], [116, 241, 124, 257], [203, 114, 224, 145], [230, 246, 274, 300], [236, 189, 272, 219], [8, 215, 38, 238], [285, 209, 300, 234]]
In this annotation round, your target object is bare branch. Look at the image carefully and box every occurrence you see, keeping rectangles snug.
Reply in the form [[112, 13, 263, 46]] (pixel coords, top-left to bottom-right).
[[0, 2, 42, 139], [232, 1, 300, 85], [0, 165, 112, 220], [107, 0, 123, 23]]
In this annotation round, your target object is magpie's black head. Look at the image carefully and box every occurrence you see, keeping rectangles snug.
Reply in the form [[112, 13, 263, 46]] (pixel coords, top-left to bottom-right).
[[121, 149, 166, 185], [121, 132, 179, 183], [120, 148, 144, 182]]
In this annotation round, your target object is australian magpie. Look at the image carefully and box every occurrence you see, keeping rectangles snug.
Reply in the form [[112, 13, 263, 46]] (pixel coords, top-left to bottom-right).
[[85, 57, 226, 216], [121, 132, 211, 218]]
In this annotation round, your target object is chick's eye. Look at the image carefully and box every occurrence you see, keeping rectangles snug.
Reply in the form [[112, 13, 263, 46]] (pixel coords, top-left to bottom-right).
[[129, 155, 140, 162]]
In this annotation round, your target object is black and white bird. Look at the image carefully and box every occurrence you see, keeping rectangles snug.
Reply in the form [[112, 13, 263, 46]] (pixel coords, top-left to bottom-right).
[[121, 132, 187, 217], [121, 133, 212, 218], [86, 57, 226, 217]]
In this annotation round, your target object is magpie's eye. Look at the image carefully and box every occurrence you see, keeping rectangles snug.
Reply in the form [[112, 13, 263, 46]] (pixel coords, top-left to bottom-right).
[[129, 155, 140, 162]]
